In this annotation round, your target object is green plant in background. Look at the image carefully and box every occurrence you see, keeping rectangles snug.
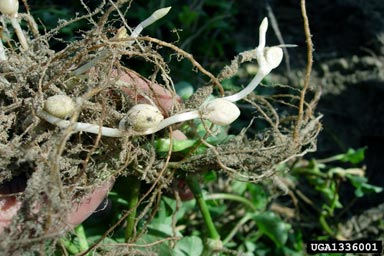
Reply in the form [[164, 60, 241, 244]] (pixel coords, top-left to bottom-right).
[[60, 145, 381, 255], [123, 0, 239, 83], [5, 1, 381, 255], [291, 147, 382, 240]]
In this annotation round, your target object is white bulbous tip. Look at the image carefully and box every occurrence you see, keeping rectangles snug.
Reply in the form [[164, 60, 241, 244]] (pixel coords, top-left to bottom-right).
[[0, 0, 19, 16], [44, 95, 75, 119], [200, 98, 240, 126], [123, 104, 164, 131], [260, 17, 268, 33], [258, 17, 268, 51], [153, 6, 172, 20], [265, 46, 283, 69]]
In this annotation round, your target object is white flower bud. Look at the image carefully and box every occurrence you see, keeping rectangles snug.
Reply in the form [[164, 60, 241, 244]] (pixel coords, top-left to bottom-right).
[[265, 46, 283, 70], [200, 98, 240, 125], [121, 104, 164, 131], [0, 0, 19, 16], [44, 95, 75, 119]]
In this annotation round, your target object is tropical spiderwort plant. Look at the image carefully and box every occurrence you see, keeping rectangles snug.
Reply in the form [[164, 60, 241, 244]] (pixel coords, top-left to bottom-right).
[[37, 17, 283, 138]]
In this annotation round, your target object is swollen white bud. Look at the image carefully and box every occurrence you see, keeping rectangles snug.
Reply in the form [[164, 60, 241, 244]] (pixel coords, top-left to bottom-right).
[[200, 98, 240, 125], [0, 0, 19, 16], [121, 104, 164, 131], [265, 46, 283, 70], [44, 95, 75, 119]]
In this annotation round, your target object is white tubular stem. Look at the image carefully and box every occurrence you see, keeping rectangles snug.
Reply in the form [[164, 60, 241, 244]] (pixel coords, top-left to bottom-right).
[[258, 18, 268, 50], [222, 71, 267, 103], [139, 110, 200, 135], [72, 7, 171, 75], [130, 7, 171, 39], [37, 110, 123, 137], [0, 40, 6, 60], [223, 18, 270, 103], [71, 49, 108, 76], [223, 17, 284, 103], [10, 17, 28, 50]]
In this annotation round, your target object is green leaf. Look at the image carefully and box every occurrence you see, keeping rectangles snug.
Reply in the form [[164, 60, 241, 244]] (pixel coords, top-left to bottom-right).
[[172, 236, 203, 256], [346, 174, 383, 197], [247, 183, 268, 210], [231, 180, 248, 195], [203, 170, 217, 182], [155, 138, 197, 152], [137, 234, 173, 256], [253, 212, 290, 247], [340, 147, 366, 164]]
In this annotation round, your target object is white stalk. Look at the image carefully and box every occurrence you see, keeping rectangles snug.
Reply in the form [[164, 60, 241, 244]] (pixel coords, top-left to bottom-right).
[[72, 7, 171, 75], [130, 7, 171, 39], [139, 110, 201, 135], [10, 16, 28, 50], [0, 0, 29, 50], [0, 39, 6, 60], [129, 99, 240, 135], [38, 98, 240, 137], [37, 108, 199, 137], [37, 109, 124, 138], [223, 18, 283, 103]]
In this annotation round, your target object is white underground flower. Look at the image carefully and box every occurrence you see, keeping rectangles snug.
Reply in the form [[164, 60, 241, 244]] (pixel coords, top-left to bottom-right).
[[265, 46, 284, 70], [199, 98, 240, 126], [223, 17, 283, 103], [44, 95, 76, 119], [119, 104, 164, 132], [0, 0, 19, 17]]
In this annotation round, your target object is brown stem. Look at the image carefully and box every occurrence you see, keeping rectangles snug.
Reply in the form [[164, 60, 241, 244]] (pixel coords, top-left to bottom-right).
[[294, 0, 313, 141]]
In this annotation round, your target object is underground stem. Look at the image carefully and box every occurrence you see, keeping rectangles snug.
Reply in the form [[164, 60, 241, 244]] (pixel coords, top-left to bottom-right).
[[10, 17, 28, 50]]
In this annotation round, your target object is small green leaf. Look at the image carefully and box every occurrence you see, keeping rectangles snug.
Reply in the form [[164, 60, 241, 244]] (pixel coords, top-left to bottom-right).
[[340, 147, 366, 164], [231, 180, 248, 195], [247, 183, 268, 210], [137, 234, 172, 255], [172, 236, 203, 256], [203, 170, 217, 182], [346, 174, 383, 197], [155, 138, 197, 152], [253, 212, 290, 247]]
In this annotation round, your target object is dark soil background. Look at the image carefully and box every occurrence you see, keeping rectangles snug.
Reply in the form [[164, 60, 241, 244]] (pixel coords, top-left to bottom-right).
[[26, 0, 383, 234], [269, 0, 384, 212]]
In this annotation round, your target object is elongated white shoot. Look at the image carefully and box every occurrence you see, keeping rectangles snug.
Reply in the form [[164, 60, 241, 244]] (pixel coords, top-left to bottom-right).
[[130, 7, 171, 38], [223, 18, 283, 102], [72, 7, 171, 75], [0, 39, 6, 60], [37, 109, 124, 137]]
